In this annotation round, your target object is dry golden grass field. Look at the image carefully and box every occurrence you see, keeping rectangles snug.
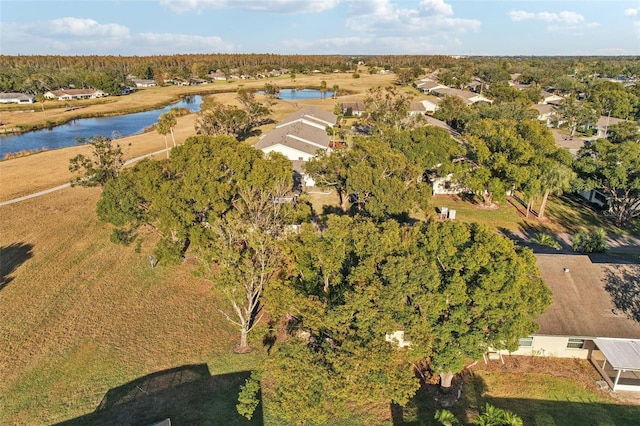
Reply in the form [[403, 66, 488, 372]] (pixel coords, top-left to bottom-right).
[[0, 73, 396, 424]]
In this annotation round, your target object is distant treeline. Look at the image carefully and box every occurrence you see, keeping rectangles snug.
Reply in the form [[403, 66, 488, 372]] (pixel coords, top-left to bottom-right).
[[1, 53, 638, 95]]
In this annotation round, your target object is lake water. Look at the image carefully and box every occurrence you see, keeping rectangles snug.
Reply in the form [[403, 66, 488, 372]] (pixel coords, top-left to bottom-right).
[[0, 95, 202, 159], [258, 88, 334, 100]]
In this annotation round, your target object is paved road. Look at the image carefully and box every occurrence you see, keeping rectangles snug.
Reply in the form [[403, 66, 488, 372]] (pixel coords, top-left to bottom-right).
[[0, 147, 170, 207]]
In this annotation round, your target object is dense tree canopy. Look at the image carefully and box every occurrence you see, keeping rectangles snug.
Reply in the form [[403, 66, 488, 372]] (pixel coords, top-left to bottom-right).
[[574, 139, 640, 225], [304, 136, 425, 220], [98, 135, 298, 349], [462, 118, 561, 206], [248, 216, 550, 422]]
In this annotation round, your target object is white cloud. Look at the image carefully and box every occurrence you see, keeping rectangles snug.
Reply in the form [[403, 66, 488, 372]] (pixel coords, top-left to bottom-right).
[[161, 0, 339, 14], [507, 9, 599, 32], [44, 17, 130, 37], [624, 8, 639, 17], [346, 0, 480, 35], [281, 35, 453, 55], [508, 10, 585, 25], [507, 10, 535, 22], [419, 0, 453, 16], [0, 18, 234, 55], [137, 33, 235, 54]]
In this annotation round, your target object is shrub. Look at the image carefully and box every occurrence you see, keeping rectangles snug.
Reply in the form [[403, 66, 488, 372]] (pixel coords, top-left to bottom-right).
[[572, 228, 607, 253], [530, 233, 562, 250]]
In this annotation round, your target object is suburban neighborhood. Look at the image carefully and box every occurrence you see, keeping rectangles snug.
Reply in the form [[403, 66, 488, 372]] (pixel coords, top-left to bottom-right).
[[1, 3, 640, 423]]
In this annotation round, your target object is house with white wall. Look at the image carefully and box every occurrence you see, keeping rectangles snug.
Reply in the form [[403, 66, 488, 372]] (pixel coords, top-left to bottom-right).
[[255, 107, 337, 187], [503, 254, 640, 392], [0, 92, 35, 104], [44, 89, 106, 101]]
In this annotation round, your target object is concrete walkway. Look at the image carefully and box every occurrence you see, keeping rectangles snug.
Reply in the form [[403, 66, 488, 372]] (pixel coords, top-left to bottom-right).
[[0, 147, 170, 207]]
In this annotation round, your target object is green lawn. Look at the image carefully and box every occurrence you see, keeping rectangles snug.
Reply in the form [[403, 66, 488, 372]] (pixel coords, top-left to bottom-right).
[[398, 358, 640, 425]]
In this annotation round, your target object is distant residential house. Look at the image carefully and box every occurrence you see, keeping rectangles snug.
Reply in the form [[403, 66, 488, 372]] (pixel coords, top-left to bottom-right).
[[409, 101, 427, 116], [577, 189, 610, 208], [208, 72, 227, 81], [419, 98, 441, 114], [414, 78, 448, 94], [539, 91, 564, 105], [531, 104, 556, 127], [341, 101, 366, 117], [432, 87, 493, 105], [255, 107, 337, 187], [277, 107, 337, 130], [44, 89, 106, 101], [131, 79, 157, 88], [501, 254, 640, 393], [466, 79, 484, 93], [0, 92, 35, 104], [429, 173, 467, 195], [592, 115, 628, 139]]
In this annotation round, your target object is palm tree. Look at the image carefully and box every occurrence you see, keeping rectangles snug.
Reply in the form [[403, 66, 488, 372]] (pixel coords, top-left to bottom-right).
[[35, 93, 46, 114], [538, 163, 574, 219], [156, 113, 171, 159], [164, 110, 177, 147]]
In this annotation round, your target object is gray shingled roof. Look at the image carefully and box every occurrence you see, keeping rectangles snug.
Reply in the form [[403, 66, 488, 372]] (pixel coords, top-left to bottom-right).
[[279, 107, 337, 128], [535, 254, 640, 339], [255, 121, 330, 155]]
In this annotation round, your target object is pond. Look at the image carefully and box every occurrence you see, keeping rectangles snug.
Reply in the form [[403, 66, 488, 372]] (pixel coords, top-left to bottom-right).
[[258, 88, 334, 100], [0, 95, 203, 159]]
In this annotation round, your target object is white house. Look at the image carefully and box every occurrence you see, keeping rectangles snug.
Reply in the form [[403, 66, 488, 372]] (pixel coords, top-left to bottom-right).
[[432, 87, 493, 105], [504, 254, 640, 392], [414, 78, 448, 94], [255, 107, 337, 187], [420, 98, 441, 114], [131, 79, 157, 88], [341, 101, 366, 117], [539, 91, 565, 105], [0, 92, 35, 104], [44, 89, 106, 101], [531, 104, 556, 127]]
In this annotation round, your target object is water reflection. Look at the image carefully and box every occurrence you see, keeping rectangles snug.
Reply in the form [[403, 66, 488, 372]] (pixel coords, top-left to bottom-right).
[[0, 95, 202, 159]]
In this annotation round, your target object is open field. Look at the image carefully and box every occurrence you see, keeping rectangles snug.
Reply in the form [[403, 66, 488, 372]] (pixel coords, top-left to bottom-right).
[[0, 187, 267, 424]]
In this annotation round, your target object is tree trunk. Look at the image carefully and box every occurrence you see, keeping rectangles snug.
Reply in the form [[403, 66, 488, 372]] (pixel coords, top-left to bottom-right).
[[440, 371, 454, 389], [338, 189, 349, 212], [163, 135, 169, 159], [235, 327, 252, 354], [538, 189, 550, 219], [525, 199, 531, 218], [170, 128, 176, 147]]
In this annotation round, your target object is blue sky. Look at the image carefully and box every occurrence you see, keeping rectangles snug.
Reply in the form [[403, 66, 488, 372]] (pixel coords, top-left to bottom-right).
[[1, 0, 639, 56]]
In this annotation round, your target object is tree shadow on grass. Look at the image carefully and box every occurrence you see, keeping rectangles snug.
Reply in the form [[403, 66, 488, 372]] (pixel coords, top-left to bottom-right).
[[604, 263, 640, 323], [545, 194, 620, 234], [56, 364, 262, 426], [397, 370, 640, 425], [0, 242, 34, 291]]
